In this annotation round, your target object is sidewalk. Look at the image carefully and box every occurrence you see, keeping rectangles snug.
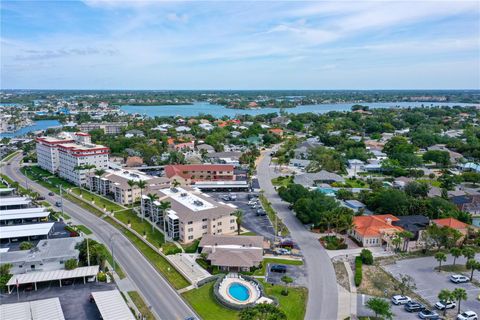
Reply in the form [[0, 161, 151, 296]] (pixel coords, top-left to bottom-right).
[[167, 253, 211, 285]]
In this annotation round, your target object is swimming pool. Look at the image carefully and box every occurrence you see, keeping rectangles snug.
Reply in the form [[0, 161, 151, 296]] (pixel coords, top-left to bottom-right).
[[228, 283, 250, 302]]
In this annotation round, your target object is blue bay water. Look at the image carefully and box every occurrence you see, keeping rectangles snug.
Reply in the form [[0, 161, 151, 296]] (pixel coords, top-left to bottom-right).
[[0, 120, 62, 138], [120, 101, 478, 118]]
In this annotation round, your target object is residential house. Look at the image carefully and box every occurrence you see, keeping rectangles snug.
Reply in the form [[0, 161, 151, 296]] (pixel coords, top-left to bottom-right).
[[294, 170, 345, 187], [349, 214, 403, 247]]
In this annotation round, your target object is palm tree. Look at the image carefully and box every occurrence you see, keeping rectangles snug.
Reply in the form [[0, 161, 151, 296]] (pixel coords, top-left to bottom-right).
[[466, 259, 480, 281], [450, 247, 462, 266], [136, 180, 147, 221], [391, 234, 402, 251], [438, 289, 454, 316], [127, 180, 136, 206], [452, 288, 467, 315], [434, 252, 447, 272], [93, 168, 106, 192], [159, 201, 171, 242], [83, 164, 96, 191], [398, 230, 414, 252], [147, 193, 159, 232], [233, 210, 243, 235], [171, 179, 181, 189]]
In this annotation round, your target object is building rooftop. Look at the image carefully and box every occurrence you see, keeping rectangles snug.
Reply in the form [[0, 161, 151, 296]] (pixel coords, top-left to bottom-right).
[[432, 217, 468, 230], [7, 265, 99, 286], [91, 290, 135, 320], [353, 214, 403, 237], [200, 235, 264, 268], [1, 298, 65, 320], [0, 223, 55, 239], [0, 196, 32, 207], [164, 164, 235, 180], [0, 208, 50, 221]]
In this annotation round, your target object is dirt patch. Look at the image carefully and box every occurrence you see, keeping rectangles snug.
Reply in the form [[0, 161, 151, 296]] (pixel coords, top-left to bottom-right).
[[333, 261, 350, 291]]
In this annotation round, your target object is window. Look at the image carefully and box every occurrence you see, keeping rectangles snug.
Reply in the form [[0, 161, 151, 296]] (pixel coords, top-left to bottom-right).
[[188, 221, 193, 225], [230, 226, 235, 230], [188, 235, 194, 240], [188, 228, 193, 232], [217, 222, 222, 226], [217, 229, 222, 233], [230, 219, 235, 223], [202, 225, 207, 229], [202, 218, 208, 222]]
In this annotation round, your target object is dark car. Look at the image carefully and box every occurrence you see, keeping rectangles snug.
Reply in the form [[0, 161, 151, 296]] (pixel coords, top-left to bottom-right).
[[247, 194, 258, 200], [48, 192, 55, 196], [404, 301, 425, 312], [37, 196, 45, 200], [270, 265, 287, 273], [256, 209, 267, 216]]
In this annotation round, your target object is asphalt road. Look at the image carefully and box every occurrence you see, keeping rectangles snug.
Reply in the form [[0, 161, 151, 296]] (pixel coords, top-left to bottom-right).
[[257, 148, 339, 320], [2, 155, 195, 320]]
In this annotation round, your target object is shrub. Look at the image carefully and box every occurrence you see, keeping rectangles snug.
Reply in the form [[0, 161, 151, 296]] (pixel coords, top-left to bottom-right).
[[97, 271, 107, 282], [354, 256, 363, 287], [19, 242, 33, 250], [64, 259, 78, 270], [281, 289, 289, 296], [164, 247, 182, 255], [360, 249, 374, 265], [320, 236, 348, 250]]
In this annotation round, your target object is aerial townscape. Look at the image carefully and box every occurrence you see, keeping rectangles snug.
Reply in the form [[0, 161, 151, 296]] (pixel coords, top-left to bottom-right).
[[1, 1, 479, 320]]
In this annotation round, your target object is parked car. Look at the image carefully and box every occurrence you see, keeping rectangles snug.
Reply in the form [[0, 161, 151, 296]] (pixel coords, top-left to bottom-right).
[[256, 209, 267, 216], [457, 311, 478, 320], [37, 196, 45, 200], [391, 295, 411, 305], [55, 201, 62, 207], [404, 301, 425, 312], [434, 300, 456, 310], [48, 192, 54, 196], [247, 193, 258, 200], [274, 248, 291, 255], [270, 265, 287, 273], [221, 195, 232, 201], [248, 200, 258, 206], [419, 309, 440, 319], [450, 274, 470, 283], [87, 275, 96, 283]]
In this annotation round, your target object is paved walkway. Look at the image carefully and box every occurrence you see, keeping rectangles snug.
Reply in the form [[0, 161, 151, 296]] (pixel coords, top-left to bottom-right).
[[167, 253, 211, 285], [327, 246, 395, 259]]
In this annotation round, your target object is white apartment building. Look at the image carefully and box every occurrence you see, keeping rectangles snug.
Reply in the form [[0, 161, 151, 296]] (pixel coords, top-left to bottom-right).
[[58, 142, 109, 186], [36, 132, 109, 186], [142, 186, 237, 243], [88, 168, 169, 205]]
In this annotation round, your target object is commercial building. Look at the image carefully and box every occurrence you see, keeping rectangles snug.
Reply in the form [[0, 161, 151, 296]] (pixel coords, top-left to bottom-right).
[[77, 122, 128, 134], [349, 214, 403, 247], [88, 168, 169, 205], [142, 186, 237, 243], [0, 237, 82, 274], [199, 235, 265, 271], [164, 164, 235, 185]]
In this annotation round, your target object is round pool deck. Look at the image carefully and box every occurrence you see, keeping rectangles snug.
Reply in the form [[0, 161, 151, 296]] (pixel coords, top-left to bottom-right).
[[218, 277, 261, 305]]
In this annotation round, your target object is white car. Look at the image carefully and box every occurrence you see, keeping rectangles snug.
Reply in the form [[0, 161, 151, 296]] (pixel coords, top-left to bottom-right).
[[435, 300, 456, 310], [450, 274, 470, 283], [391, 295, 411, 305], [457, 311, 478, 320]]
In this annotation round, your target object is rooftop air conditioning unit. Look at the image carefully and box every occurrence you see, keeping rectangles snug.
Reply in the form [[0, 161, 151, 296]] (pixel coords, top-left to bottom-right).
[[181, 193, 187, 197], [194, 200, 203, 206]]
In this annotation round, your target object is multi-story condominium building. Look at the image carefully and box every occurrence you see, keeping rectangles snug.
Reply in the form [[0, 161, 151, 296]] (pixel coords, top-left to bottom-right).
[[58, 142, 109, 186], [36, 132, 91, 173], [141, 186, 237, 243], [36, 132, 109, 186], [88, 168, 170, 205], [164, 164, 235, 185], [77, 122, 128, 135]]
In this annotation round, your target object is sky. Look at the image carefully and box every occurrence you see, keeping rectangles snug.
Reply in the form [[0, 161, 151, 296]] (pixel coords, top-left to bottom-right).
[[1, 0, 479, 90]]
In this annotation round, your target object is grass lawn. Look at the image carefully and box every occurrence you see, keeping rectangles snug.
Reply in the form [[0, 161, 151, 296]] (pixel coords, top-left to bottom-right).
[[259, 194, 289, 237], [253, 258, 303, 276], [114, 209, 165, 246], [182, 282, 239, 320], [52, 211, 71, 221], [128, 291, 155, 320], [436, 264, 468, 272], [182, 239, 200, 253], [104, 217, 189, 289], [240, 231, 257, 236], [71, 187, 124, 212], [1, 150, 20, 162], [271, 176, 293, 188], [261, 280, 308, 320], [21, 166, 74, 193], [40, 201, 51, 207], [417, 179, 442, 187], [76, 225, 92, 235], [64, 194, 105, 217]]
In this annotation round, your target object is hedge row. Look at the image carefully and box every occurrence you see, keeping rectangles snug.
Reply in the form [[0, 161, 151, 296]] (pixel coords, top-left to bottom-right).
[[354, 256, 363, 287]]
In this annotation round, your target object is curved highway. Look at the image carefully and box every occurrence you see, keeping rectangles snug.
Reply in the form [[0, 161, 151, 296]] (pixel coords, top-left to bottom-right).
[[257, 149, 339, 320], [2, 154, 195, 320]]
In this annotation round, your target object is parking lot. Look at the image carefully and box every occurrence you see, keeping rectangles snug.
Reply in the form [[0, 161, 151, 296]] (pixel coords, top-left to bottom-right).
[[357, 294, 418, 320], [207, 192, 276, 240], [266, 263, 307, 287], [384, 254, 480, 315], [0, 280, 117, 320]]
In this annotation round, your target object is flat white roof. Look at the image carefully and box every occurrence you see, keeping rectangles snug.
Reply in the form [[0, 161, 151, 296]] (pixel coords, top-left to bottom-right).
[[0, 298, 65, 320], [30, 298, 65, 320], [0, 223, 54, 239], [0, 196, 31, 207], [91, 290, 135, 320], [161, 187, 216, 212], [106, 168, 152, 182], [7, 265, 99, 286], [0, 208, 50, 221]]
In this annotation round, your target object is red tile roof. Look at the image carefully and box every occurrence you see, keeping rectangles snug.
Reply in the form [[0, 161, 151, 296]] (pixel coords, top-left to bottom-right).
[[353, 214, 403, 237], [432, 218, 468, 230]]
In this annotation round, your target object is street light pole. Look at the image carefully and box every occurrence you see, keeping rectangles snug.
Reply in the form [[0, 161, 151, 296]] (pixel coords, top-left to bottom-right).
[[109, 234, 116, 272], [59, 185, 64, 219]]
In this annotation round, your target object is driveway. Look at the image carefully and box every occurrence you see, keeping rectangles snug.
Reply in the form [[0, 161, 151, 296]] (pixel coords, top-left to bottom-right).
[[257, 148, 338, 320], [383, 254, 480, 313]]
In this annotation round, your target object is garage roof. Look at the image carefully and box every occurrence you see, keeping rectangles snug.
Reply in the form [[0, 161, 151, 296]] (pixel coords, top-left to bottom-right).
[[0, 222, 54, 239], [0, 298, 65, 320], [7, 265, 99, 286], [91, 290, 135, 320], [0, 208, 50, 221]]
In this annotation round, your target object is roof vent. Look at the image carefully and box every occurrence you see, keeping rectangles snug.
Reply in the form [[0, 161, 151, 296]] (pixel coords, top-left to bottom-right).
[[181, 193, 188, 197], [194, 200, 204, 206]]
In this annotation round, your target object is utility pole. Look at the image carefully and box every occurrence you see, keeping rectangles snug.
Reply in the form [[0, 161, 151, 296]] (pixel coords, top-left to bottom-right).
[[110, 234, 116, 272], [87, 237, 90, 267], [59, 185, 64, 219]]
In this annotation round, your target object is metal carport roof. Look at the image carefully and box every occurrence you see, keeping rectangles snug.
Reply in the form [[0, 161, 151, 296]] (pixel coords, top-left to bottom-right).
[[0, 297, 65, 320], [91, 290, 135, 320], [7, 265, 99, 286]]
